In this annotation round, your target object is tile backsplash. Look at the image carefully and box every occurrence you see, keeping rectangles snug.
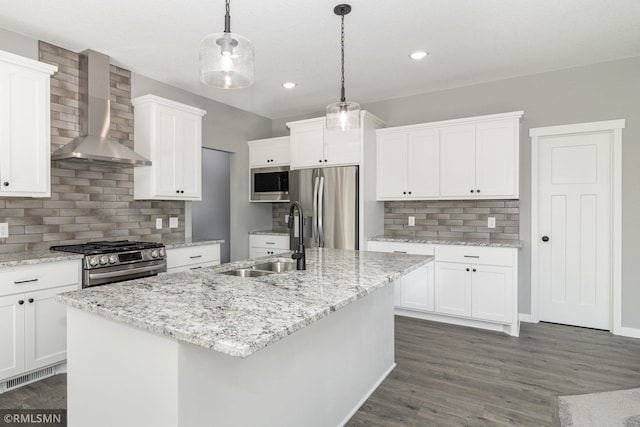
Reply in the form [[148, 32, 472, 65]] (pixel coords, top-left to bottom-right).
[[272, 203, 290, 232], [0, 42, 184, 254], [384, 200, 519, 241]]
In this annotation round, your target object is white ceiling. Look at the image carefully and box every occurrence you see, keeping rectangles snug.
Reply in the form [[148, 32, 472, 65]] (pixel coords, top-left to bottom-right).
[[0, 0, 639, 119]]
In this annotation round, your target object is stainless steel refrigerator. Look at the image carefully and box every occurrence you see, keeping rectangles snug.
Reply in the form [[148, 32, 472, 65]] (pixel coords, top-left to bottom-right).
[[288, 166, 358, 250]]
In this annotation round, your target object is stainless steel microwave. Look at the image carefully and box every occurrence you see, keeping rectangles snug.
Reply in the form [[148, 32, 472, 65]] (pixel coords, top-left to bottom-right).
[[251, 166, 290, 201]]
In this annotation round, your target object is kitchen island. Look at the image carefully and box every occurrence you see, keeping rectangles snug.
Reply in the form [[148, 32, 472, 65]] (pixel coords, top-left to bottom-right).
[[57, 248, 432, 427]]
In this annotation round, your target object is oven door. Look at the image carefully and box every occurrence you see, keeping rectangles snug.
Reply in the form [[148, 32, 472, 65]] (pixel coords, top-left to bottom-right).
[[251, 166, 290, 201], [83, 259, 167, 287]]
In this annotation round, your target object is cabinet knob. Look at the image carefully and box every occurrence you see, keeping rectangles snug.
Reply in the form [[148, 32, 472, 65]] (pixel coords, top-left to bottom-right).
[[2, 182, 8, 187], [324, 159, 327, 162], [180, 190, 184, 194], [28, 298, 34, 303], [476, 189, 481, 193], [408, 191, 412, 195], [466, 268, 470, 272], [542, 236, 549, 242], [176, 190, 180, 194], [319, 160, 323, 163], [403, 191, 407, 195], [470, 189, 474, 193], [472, 268, 476, 272], [18, 300, 24, 305]]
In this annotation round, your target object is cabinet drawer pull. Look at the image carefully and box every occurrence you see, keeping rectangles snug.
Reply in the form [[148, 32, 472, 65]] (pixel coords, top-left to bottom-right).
[[189, 266, 202, 270], [463, 255, 480, 258], [393, 250, 407, 254], [189, 255, 202, 259], [14, 278, 39, 284], [265, 242, 276, 245]]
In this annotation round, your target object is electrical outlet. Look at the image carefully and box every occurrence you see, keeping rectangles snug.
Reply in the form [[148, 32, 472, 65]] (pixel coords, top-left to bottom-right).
[[488, 217, 496, 228], [408, 216, 415, 227], [169, 217, 178, 229], [156, 218, 163, 229], [0, 222, 8, 238]]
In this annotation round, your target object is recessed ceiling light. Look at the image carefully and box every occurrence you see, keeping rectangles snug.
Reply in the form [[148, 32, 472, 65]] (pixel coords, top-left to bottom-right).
[[282, 82, 297, 89], [409, 51, 428, 60]]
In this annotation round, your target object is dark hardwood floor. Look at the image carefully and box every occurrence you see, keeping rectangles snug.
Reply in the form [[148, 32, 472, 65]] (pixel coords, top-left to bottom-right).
[[347, 317, 640, 426], [1, 317, 639, 426]]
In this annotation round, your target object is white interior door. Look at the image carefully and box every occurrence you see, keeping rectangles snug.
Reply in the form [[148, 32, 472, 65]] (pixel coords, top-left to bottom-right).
[[537, 131, 611, 329]]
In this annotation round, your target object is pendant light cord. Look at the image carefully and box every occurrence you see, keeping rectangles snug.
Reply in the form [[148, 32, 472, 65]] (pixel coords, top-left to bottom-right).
[[340, 14, 346, 102], [224, 0, 231, 33]]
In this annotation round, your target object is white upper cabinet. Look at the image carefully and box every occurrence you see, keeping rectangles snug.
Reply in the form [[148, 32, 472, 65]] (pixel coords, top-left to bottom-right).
[[132, 95, 206, 201], [287, 117, 360, 169], [248, 136, 290, 168], [0, 50, 57, 198], [376, 111, 522, 200], [377, 128, 439, 200]]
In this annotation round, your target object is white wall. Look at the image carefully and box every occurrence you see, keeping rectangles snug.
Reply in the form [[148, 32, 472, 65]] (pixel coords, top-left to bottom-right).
[[131, 74, 273, 261], [0, 28, 38, 59], [273, 56, 640, 329]]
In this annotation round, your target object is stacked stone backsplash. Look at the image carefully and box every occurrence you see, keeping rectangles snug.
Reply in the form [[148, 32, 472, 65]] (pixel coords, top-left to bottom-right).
[[384, 200, 519, 241], [0, 42, 184, 254], [272, 203, 290, 232]]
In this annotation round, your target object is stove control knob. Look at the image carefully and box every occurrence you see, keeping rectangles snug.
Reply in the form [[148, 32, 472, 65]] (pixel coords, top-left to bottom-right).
[[89, 257, 99, 267], [109, 255, 118, 264], [159, 248, 165, 257], [99, 256, 108, 265], [151, 249, 159, 258]]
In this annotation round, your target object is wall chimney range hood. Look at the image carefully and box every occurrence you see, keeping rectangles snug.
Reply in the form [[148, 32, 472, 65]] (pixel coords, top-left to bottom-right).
[[51, 50, 151, 166]]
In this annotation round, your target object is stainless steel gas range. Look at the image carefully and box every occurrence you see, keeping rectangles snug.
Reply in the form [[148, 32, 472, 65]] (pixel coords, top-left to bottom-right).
[[50, 240, 167, 288]]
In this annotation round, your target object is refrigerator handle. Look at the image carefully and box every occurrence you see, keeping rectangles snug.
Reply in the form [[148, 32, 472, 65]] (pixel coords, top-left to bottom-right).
[[318, 176, 325, 247], [312, 176, 319, 244]]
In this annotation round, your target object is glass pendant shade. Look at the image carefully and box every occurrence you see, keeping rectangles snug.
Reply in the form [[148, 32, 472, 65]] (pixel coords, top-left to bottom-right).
[[200, 31, 254, 89], [326, 101, 361, 131]]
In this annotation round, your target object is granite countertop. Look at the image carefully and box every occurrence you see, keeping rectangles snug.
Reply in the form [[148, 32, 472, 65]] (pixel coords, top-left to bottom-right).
[[249, 230, 290, 237], [0, 251, 84, 268], [369, 235, 523, 248], [164, 239, 225, 249], [57, 248, 432, 358]]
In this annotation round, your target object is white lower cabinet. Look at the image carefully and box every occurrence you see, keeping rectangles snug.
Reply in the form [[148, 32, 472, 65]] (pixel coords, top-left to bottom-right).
[[368, 240, 519, 336], [0, 260, 81, 382], [249, 234, 290, 259], [166, 244, 221, 274]]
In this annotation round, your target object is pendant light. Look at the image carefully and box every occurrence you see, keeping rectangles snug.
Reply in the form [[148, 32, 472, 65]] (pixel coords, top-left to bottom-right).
[[326, 4, 360, 131], [200, 0, 254, 89]]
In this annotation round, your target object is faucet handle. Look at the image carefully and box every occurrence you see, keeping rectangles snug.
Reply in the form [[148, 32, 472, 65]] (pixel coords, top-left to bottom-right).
[[292, 252, 304, 260]]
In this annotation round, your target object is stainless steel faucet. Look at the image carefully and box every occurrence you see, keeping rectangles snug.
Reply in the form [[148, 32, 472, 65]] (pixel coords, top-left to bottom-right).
[[288, 202, 306, 270]]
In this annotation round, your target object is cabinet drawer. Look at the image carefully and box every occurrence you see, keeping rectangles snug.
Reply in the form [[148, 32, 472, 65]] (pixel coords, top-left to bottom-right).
[[249, 235, 290, 250], [367, 241, 435, 256], [435, 245, 514, 267], [0, 260, 81, 297], [166, 245, 220, 270]]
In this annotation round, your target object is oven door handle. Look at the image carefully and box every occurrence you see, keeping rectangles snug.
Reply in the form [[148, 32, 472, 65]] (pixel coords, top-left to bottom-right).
[[88, 264, 164, 280]]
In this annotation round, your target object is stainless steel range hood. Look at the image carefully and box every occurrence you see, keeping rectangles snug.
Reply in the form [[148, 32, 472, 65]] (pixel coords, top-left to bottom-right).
[[51, 50, 151, 166]]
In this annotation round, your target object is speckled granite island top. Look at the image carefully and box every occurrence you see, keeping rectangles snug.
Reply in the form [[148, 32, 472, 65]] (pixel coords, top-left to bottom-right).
[[164, 239, 225, 249], [57, 248, 432, 358], [369, 235, 523, 248]]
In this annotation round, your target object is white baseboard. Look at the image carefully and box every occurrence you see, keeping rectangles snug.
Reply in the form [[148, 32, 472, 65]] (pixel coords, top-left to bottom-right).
[[338, 363, 396, 427], [614, 326, 640, 339], [519, 313, 539, 323], [395, 309, 518, 336]]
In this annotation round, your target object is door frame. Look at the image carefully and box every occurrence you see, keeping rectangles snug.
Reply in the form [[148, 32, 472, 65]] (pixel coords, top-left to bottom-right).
[[530, 119, 624, 334]]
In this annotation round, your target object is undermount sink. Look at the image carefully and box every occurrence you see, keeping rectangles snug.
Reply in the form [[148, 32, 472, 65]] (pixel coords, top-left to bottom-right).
[[219, 259, 298, 278]]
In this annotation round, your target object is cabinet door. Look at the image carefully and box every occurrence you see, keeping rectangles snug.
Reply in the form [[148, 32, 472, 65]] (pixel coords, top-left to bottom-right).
[[434, 262, 471, 317], [440, 125, 476, 197], [471, 265, 513, 323], [154, 108, 180, 197], [377, 133, 408, 199], [407, 129, 439, 198], [290, 122, 325, 169], [0, 294, 25, 381], [0, 63, 50, 197], [249, 142, 274, 168], [324, 129, 360, 166], [475, 119, 517, 197], [271, 138, 291, 166], [179, 113, 202, 200], [24, 285, 77, 371], [400, 264, 434, 312]]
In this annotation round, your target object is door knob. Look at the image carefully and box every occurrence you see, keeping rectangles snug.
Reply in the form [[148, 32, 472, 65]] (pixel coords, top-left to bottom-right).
[[542, 236, 549, 242]]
